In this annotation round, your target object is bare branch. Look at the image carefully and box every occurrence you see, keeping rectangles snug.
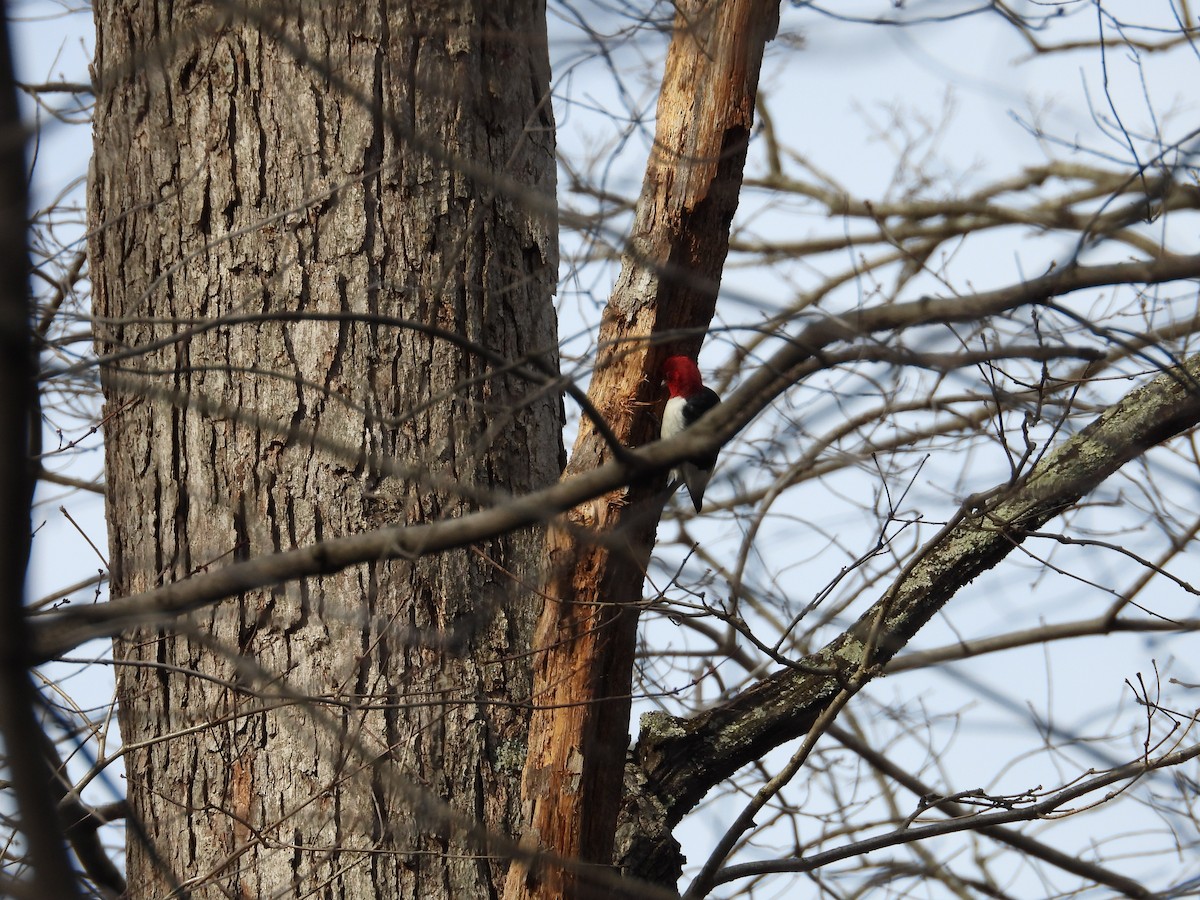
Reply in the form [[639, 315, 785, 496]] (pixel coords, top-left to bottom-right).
[[626, 350, 1200, 870]]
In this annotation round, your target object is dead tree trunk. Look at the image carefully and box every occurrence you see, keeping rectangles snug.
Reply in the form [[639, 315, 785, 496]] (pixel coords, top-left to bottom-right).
[[505, 2, 780, 897]]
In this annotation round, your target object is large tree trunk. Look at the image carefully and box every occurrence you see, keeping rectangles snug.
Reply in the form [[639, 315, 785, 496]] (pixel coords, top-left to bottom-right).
[[88, 3, 560, 897]]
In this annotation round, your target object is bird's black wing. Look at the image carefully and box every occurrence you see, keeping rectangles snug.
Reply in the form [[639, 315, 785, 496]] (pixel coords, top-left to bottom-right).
[[683, 387, 721, 468]]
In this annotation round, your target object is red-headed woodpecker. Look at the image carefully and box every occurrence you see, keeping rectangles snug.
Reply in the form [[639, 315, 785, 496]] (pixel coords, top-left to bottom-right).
[[661, 355, 721, 512]]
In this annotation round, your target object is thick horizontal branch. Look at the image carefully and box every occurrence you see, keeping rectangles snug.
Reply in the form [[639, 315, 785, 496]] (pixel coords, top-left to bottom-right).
[[33, 255, 1200, 662], [27, 423, 701, 662], [626, 349, 1200, 860]]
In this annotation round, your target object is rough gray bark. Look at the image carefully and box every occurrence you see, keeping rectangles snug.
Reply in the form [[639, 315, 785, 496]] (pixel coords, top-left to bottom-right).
[[88, 3, 560, 897]]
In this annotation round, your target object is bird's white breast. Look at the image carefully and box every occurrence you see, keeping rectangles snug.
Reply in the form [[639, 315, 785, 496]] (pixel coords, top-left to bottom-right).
[[661, 396, 688, 439]]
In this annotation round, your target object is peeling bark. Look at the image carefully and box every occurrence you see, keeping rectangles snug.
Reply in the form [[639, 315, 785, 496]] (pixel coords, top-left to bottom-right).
[[505, 2, 780, 898]]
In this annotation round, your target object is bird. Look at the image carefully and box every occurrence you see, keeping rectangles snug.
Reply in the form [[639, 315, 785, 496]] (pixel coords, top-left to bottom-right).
[[660, 355, 722, 512]]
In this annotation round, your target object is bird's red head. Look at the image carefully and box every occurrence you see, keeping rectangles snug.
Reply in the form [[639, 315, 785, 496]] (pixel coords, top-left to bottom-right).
[[662, 355, 704, 398]]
